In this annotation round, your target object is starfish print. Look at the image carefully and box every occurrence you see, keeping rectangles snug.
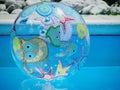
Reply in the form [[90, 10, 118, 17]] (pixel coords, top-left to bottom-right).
[[55, 60, 72, 77], [36, 67, 54, 80], [60, 14, 74, 32]]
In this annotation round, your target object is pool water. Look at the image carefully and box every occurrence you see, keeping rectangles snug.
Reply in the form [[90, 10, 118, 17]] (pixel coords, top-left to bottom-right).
[[0, 24, 120, 90], [0, 67, 120, 90]]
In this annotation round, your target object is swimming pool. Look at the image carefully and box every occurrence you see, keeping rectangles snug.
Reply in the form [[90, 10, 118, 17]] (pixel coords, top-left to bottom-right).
[[0, 15, 120, 90]]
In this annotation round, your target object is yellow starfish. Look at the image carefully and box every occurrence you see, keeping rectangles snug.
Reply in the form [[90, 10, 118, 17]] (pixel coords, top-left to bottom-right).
[[55, 60, 71, 77]]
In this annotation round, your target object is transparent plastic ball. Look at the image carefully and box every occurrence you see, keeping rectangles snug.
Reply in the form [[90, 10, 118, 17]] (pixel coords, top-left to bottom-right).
[[11, 2, 90, 80]]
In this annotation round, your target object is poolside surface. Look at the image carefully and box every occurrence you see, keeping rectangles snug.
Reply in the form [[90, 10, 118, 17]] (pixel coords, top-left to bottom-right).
[[0, 15, 120, 24]]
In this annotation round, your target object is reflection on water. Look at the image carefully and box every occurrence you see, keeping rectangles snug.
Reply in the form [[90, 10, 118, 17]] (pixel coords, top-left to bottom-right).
[[19, 78, 72, 90], [1, 67, 120, 90]]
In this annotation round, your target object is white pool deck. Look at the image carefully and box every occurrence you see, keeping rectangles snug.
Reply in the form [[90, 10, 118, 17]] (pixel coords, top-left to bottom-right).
[[0, 15, 120, 35], [0, 14, 120, 25]]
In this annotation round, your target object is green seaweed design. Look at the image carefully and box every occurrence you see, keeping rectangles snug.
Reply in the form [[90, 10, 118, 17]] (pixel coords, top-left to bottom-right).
[[46, 25, 61, 47], [46, 25, 77, 57]]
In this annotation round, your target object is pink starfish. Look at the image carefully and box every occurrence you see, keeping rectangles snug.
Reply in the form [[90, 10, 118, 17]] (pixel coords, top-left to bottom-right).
[[36, 67, 54, 80], [60, 14, 74, 32]]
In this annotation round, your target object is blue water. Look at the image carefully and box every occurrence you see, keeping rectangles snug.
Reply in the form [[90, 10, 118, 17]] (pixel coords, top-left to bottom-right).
[[0, 67, 120, 90], [0, 24, 120, 90]]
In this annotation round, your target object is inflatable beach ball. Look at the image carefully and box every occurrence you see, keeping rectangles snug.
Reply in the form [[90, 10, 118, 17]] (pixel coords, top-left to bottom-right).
[[11, 2, 90, 80]]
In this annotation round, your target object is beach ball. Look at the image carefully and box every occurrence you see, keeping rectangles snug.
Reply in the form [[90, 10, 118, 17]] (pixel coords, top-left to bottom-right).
[[11, 2, 90, 80]]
